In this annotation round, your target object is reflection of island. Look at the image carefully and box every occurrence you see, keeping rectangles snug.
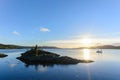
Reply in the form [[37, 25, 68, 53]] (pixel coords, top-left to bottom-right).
[[25, 64, 48, 72], [17, 45, 93, 65], [24, 60, 56, 69]]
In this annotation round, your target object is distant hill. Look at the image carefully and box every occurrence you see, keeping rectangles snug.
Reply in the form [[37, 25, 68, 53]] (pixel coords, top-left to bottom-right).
[[77, 45, 120, 49], [93, 45, 120, 49], [0, 44, 23, 49], [40, 46, 60, 49], [0, 43, 120, 49], [0, 43, 60, 49]]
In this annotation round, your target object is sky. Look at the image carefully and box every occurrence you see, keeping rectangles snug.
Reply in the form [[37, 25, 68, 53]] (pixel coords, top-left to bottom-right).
[[0, 0, 120, 48]]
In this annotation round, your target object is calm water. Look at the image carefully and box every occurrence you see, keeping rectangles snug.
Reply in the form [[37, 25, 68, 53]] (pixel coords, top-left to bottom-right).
[[0, 49, 120, 80]]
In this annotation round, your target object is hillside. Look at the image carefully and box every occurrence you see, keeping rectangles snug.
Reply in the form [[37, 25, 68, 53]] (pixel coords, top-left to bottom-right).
[[0, 44, 60, 49], [0, 44, 22, 49], [77, 45, 120, 49]]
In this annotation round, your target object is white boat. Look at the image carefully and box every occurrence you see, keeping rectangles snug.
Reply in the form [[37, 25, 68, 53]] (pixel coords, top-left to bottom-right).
[[96, 49, 103, 53]]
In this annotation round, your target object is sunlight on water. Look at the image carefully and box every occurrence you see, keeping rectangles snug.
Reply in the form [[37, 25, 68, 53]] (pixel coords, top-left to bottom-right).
[[83, 49, 90, 60], [1, 49, 120, 80]]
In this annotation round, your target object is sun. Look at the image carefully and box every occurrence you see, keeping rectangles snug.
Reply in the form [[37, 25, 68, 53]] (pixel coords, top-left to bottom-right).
[[81, 38, 92, 47]]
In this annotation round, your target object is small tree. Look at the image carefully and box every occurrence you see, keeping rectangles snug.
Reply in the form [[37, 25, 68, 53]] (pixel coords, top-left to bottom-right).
[[35, 45, 38, 56]]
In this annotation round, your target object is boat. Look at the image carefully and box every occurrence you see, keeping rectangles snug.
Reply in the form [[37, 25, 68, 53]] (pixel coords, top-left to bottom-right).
[[96, 49, 103, 53]]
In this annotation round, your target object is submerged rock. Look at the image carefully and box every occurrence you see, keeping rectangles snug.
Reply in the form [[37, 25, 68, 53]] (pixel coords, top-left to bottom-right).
[[0, 53, 8, 58], [17, 45, 93, 64]]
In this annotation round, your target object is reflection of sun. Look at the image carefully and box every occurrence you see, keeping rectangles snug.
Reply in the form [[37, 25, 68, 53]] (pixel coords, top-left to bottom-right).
[[83, 49, 90, 60], [81, 38, 92, 47]]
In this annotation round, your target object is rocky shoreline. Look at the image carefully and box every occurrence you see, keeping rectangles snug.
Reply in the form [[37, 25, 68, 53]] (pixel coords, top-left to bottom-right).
[[0, 53, 8, 58], [17, 45, 93, 64]]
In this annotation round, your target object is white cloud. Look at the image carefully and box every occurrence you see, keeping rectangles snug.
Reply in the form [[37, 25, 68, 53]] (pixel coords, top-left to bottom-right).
[[40, 27, 50, 32], [12, 31, 20, 35]]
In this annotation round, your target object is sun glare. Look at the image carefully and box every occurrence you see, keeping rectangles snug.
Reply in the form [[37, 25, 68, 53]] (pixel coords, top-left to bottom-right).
[[83, 49, 90, 60], [81, 38, 92, 47]]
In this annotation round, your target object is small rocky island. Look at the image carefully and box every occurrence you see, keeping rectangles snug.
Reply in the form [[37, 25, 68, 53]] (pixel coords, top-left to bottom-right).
[[0, 53, 8, 58], [17, 45, 93, 64]]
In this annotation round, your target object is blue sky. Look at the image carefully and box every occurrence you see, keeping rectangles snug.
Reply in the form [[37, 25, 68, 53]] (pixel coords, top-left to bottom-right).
[[0, 0, 120, 47]]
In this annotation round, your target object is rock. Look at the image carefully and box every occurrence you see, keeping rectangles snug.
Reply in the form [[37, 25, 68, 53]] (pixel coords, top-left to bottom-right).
[[17, 45, 94, 64], [0, 53, 8, 58]]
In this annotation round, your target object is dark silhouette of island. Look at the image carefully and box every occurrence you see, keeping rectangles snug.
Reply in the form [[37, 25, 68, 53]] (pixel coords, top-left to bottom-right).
[[17, 45, 93, 64], [0, 53, 8, 58]]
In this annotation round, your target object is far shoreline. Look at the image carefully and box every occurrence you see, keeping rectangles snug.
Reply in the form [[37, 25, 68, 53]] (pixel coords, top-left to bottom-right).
[[0, 43, 120, 49]]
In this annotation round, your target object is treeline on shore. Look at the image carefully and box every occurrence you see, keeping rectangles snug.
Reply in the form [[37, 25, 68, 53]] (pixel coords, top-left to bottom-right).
[[0, 44, 59, 49]]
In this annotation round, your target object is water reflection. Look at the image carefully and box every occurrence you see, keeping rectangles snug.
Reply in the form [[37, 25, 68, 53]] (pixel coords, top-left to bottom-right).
[[21, 61, 77, 72], [1, 49, 120, 80], [24, 64, 48, 72], [9, 62, 20, 68], [83, 49, 90, 60], [38, 66, 47, 72], [10, 63, 17, 68], [25, 64, 48, 72]]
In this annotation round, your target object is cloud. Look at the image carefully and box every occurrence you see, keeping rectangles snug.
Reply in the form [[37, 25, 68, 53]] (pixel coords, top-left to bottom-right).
[[12, 31, 20, 35], [40, 27, 50, 32]]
